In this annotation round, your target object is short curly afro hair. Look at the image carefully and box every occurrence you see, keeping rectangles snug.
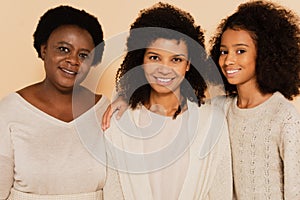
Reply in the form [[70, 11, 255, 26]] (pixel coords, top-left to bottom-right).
[[209, 0, 300, 100], [33, 5, 104, 66], [116, 2, 207, 109]]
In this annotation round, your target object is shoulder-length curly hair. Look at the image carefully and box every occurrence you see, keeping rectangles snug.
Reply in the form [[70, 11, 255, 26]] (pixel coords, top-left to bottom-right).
[[209, 1, 300, 100], [116, 2, 207, 109]]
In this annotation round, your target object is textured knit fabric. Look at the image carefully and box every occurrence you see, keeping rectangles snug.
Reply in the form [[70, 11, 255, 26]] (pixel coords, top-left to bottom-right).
[[105, 100, 233, 200], [219, 92, 300, 199], [0, 93, 124, 200]]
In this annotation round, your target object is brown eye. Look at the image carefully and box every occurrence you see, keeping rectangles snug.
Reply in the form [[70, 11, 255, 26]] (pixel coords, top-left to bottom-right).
[[58, 46, 69, 53], [237, 49, 246, 54], [149, 55, 159, 61], [220, 50, 228, 55], [79, 53, 89, 60], [172, 57, 183, 63]]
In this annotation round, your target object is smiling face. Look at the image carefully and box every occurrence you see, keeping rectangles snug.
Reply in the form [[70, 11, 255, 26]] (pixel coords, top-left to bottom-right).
[[40, 25, 95, 92], [143, 38, 190, 97], [219, 29, 257, 89]]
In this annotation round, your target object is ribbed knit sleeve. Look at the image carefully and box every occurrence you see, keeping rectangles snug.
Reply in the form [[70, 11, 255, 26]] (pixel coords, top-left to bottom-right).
[[279, 105, 300, 199]]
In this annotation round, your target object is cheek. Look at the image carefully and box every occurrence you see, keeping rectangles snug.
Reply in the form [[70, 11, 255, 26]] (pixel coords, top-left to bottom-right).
[[218, 57, 224, 67], [176, 68, 187, 77], [242, 57, 256, 71], [174, 63, 189, 75], [143, 64, 155, 75], [142, 66, 151, 82], [79, 63, 92, 74], [76, 65, 91, 82], [248, 63, 257, 75], [82, 59, 93, 68], [248, 57, 256, 67], [43, 56, 56, 69], [218, 58, 226, 73], [44, 53, 65, 66]]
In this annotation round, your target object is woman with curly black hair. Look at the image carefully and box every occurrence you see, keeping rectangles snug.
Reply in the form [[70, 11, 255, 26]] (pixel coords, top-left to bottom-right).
[[0, 5, 123, 200], [104, 2, 232, 199], [209, 1, 300, 199]]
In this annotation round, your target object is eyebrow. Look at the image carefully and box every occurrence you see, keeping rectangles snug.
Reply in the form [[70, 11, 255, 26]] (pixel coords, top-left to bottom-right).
[[220, 43, 250, 48], [145, 51, 187, 58], [145, 51, 159, 55]]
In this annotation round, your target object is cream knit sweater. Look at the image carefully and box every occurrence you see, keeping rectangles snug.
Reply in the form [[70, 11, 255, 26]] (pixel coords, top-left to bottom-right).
[[0, 93, 123, 200], [222, 92, 300, 199]]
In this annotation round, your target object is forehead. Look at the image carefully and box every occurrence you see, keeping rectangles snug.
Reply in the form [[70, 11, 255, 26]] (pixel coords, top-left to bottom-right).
[[47, 25, 94, 47], [221, 29, 256, 46], [147, 38, 188, 55]]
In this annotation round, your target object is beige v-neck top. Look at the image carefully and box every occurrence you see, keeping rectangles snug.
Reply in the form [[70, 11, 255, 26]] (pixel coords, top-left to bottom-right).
[[105, 100, 233, 199], [0, 93, 123, 200]]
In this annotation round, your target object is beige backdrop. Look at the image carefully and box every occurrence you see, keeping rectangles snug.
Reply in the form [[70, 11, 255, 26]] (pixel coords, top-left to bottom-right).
[[1, 0, 299, 111]]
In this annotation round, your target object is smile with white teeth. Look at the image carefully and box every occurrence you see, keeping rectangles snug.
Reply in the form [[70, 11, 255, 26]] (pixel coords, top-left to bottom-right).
[[60, 67, 77, 75], [156, 77, 172, 83], [226, 69, 240, 74]]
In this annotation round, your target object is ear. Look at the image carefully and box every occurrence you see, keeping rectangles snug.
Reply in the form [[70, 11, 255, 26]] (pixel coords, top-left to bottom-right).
[[186, 61, 190, 71], [40, 44, 47, 60]]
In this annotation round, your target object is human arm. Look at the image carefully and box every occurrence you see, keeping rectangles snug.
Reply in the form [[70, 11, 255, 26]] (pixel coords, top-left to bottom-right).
[[103, 166, 124, 200], [280, 111, 300, 199], [207, 116, 233, 200], [103, 128, 125, 200], [101, 96, 128, 131], [0, 119, 14, 199]]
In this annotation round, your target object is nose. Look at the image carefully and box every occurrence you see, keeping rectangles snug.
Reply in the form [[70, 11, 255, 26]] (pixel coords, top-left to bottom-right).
[[66, 52, 80, 66], [157, 63, 172, 75], [224, 53, 236, 66]]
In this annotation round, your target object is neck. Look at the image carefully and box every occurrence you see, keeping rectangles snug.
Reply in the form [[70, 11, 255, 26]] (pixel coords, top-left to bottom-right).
[[236, 85, 273, 108], [40, 81, 74, 103], [147, 91, 183, 117]]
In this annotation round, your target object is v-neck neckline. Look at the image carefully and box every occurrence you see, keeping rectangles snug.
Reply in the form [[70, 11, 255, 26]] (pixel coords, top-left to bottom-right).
[[13, 92, 105, 127]]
